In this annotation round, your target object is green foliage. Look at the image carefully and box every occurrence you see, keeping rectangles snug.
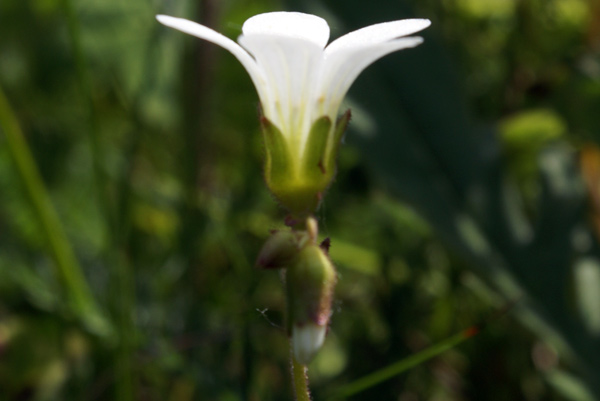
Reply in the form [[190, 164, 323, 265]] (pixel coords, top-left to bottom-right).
[[1, 0, 599, 400]]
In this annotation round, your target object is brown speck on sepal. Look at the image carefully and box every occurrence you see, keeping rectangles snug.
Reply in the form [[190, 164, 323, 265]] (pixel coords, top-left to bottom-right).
[[319, 237, 331, 253], [259, 115, 269, 128], [317, 159, 326, 174]]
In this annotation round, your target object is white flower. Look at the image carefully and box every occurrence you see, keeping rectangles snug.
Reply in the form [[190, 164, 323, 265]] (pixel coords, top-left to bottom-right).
[[156, 12, 430, 214]]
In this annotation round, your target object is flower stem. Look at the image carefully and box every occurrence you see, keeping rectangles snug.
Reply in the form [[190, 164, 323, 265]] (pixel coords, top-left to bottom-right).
[[287, 216, 318, 400], [0, 85, 113, 338], [291, 351, 312, 401]]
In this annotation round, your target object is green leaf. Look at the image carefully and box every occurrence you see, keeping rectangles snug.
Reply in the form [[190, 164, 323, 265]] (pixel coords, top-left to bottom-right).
[[0, 85, 114, 339], [573, 258, 600, 335]]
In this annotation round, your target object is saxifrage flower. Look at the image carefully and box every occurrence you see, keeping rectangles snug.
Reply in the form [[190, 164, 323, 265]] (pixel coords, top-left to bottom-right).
[[156, 12, 430, 214]]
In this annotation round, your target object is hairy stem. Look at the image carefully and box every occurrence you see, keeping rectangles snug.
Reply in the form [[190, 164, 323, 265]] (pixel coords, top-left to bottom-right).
[[291, 351, 312, 401]]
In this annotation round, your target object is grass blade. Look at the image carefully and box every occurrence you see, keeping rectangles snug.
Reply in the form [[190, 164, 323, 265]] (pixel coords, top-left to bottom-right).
[[328, 326, 479, 400], [0, 85, 113, 339]]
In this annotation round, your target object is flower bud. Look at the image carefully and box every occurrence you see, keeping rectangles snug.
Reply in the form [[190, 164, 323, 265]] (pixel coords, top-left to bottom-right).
[[256, 230, 304, 269], [286, 244, 336, 364]]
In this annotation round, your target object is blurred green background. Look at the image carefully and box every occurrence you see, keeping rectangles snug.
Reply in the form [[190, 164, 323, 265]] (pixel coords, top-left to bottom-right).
[[2, 0, 600, 400]]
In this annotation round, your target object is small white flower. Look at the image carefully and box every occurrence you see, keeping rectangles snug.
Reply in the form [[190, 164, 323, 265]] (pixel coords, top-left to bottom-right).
[[157, 12, 430, 214]]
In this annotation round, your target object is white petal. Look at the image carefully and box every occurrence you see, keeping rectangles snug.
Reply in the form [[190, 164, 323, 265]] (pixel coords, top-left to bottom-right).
[[319, 37, 424, 116], [292, 323, 326, 365], [326, 19, 430, 54], [239, 34, 323, 149], [156, 15, 264, 88], [242, 12, 330, 49]]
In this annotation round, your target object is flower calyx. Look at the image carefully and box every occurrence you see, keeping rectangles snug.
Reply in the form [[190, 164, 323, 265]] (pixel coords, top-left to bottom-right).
[[261, 110, 351, 216]]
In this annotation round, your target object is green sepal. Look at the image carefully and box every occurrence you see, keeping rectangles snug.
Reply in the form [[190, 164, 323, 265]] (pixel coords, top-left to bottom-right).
[[260, 116, 327, 216], [260, 112, 351, 216], [326, 109, 351, 173], [261, 116, 292, 185], [302, 116, 332, 180]]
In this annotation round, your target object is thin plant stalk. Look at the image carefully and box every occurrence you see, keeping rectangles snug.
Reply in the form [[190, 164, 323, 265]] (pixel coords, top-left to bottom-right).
[[0, 85, 112, 338], [291, 352, 312, 401], [287, 217, 313, 401]]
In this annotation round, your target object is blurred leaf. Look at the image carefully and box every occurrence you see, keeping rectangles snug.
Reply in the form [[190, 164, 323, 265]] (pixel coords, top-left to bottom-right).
[[580, 144, 600, 240], [327, 325, 478, 400], [0, 86, 113, 339], [500, 109, 566, 150], [573, 257, 600, 335], [545, 369, 596, 401], [455, 0, 516, 18], [327, 237, 380, 276]]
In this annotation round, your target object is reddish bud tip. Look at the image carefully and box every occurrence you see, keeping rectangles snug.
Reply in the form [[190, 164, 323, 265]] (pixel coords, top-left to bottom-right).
[[256, 230, 300, 269], [319, 237, 331, 253]]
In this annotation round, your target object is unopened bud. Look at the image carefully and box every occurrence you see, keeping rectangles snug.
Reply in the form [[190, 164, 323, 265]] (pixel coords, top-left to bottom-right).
[[286, 244, 336, 364], [256, 230, 303, 269]]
